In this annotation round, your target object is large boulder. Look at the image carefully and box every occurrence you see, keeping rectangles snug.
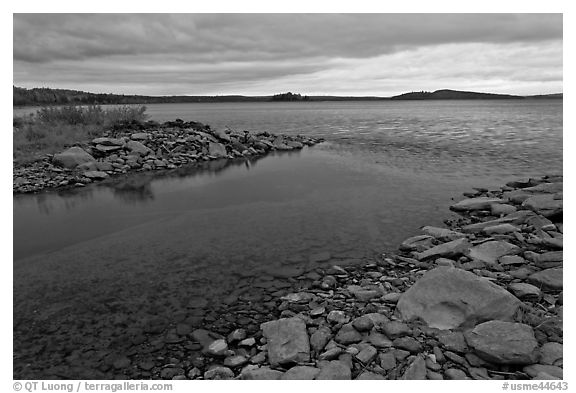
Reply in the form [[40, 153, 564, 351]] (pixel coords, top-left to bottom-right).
[[465, 321, 538, 365], [261, 317, 310, 366], [124, 140, 152, 156], [466, 241, 521, 264], [396, 267, 521, 329], [208, 142, 228, 158], [53, 146, 95, 169]]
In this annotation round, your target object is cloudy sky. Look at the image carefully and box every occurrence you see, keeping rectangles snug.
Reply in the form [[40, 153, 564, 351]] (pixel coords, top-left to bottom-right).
[[13, 14, 562, 96]]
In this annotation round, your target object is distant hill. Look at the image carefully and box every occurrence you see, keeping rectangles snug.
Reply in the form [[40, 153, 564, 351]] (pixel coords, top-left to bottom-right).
[[391, 89, 524, 100], [524, 93, 563, 99]]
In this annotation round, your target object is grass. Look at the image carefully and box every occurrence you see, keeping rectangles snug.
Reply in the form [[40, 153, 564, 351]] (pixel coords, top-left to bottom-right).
[[13, 105, 148, 165]]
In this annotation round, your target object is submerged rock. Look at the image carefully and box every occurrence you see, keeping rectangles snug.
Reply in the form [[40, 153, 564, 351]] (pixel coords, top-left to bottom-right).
[[261, 317, 310, 366]]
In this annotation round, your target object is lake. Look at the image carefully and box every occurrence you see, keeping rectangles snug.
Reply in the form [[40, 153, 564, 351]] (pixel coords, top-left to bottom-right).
[[13, 100, 562, 378]]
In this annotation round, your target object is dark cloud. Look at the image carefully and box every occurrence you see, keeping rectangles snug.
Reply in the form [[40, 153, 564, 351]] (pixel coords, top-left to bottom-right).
[[13, 14, 562, 96]]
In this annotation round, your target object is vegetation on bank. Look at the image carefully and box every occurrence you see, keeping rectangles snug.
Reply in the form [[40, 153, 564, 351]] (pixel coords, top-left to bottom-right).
[[13, 105, 148, 164]]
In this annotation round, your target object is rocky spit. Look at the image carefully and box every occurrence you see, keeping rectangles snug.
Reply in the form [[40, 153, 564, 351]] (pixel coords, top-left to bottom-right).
[[13, 119, 323, 194], [134, 174, 560, 381]]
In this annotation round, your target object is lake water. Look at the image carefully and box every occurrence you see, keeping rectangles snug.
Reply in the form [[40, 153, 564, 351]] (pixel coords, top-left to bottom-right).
[[13, 100, 562, 378]]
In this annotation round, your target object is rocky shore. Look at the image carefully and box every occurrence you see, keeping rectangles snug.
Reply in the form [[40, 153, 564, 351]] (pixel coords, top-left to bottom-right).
[[13, 119, 323, 194], [154, 174, 561, 381]]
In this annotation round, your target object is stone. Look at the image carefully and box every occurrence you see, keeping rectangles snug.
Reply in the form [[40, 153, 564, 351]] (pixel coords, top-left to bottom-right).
[[227, 328, 247, 343], [239, 338, 256, 347], [261, 317, 310, 366], [347, 285, 381, 301], [204, 366, 234, 380], [451, 197, 505, 211], [538, 342, 562, 365], [240, 366, 284, 380], [499, 255, 526, 266], [131, 132, 150, 140], [468, 367, 490, 380], [113, 356, 131, 369], [310, 326, 332, 353], [83, 170, 109, 180], [363, 312, 390, 329], [208, 142, 228, 157], [482, 224, 520, 235], [319, 347, 342, 361], [352, 316, 374, 332], [401, 355, 427, 380], [415, 238, 470, 261], [393, 337, 422, 353], [381, 320, 411, 338], [399, 235, 435, 252], [368, 332, 393, 348], [95, 161, 114, 171], [528, 251, 563, 269], [335, 323, 362, 345], [465, 321, 538, 365], [316, 361, 351, 380], [438, 331, 468, 353], [508, 283, 542, 299], [445, 368, 469, 380], [528, 268, 563, 290], [379, 352, 397, 370], [356, 345, 378, 364], [281, 366, 320, 380], [382, 292, 402, 303], [207, 339, 228, 356], [421, 226, 466, 241], [427, 370, 444, 380], [224, 355, 249, 368], [491, 204, 517, 216], [466, 241, 521, 264], [327, 310, 349, 324], [93, 137, 124, 146], [523, 364, 563, 380], [124, 140, 152, 156], [522, 194, 563, 218], [191, 329, 219, 349], [396, 266, 521, 329], [53, 147, 95, 169]]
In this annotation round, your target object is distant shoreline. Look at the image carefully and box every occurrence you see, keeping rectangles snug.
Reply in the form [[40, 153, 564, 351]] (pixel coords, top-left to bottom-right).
[[13, 86, 563, 108]]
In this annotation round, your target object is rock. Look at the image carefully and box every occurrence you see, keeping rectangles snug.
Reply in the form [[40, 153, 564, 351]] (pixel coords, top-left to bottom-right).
[[224, 355, 249, 368], [415, 238, 470, 261], [124, 140, 152, 156], [261, 317, 310, 366], [382, 321, 411, 338], [83, 170, 109, 180], [204, 366, 234, 380], [53, 147, 95, 169], [191, 329, 220, 350], [239, 337, 256, 347], [356, 371, 386, 380], [482, 224, 520, 235], [523, 364, 563, 379], [131, 132, 150, 140], [421, 226, 466, 241], [363, 312, 390, 329], [112, 356, 131, 369], [538, 342, 563, 365], [240, 366, 284, 380], [465, 321, 538, 365], [280, 292, 317, 303], [208, 142, 228, 157], [77, 161, 98, 171], [522, 194, 563, 218], [528, 268, 563, 290], [207, 339, 228, 356], [95, 161, 114, 171], [451, 197, 505, 211], [445, 368, 469, 380], [508, 283, 542, 299], [379, 352, 397, 370], [368, 332, 393, 348], [466, 241, 521, 264], [92, 137, 124, 146], [347, 285, 381, 301], [315, 361, 351, 380], [468, 367, 490, 380], [227, 328, 247, 343], [335, 323, 362, 345], [401, 355, 427, 380], [355, 345, 378, 364], [438, 331, 468, 353], [352, 315, 374, 332], [392, 337, 422, 353], [527, 251, 563, 269], [318, 347, 342, 361], [396, 266, 521, 329], [382, 292, 402, 303], [327, 310, 349, 324], [491, 204, 517, 216], [310, 326, 332, 353], [499, 255, 526, 266], [281, 366, 320, 380], [399, 235, 435, 252]]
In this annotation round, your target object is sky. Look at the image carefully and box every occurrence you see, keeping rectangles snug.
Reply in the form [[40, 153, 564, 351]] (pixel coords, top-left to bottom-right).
[[13, 13, 563, 96]]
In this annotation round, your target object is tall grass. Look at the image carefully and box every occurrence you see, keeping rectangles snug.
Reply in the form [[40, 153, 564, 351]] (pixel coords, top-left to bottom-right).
[[13, 105, 148, 164]]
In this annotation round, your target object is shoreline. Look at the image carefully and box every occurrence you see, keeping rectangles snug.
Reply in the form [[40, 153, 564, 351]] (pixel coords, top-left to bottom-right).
[[13, 119, 323, 194], [13, 173, 563, 380]]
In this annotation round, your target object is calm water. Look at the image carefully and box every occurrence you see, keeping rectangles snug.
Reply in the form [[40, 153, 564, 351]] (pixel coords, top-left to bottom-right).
[[13, 100, 562, 377]]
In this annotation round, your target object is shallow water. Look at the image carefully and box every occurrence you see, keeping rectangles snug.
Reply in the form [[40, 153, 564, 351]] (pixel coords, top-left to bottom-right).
[[13, 100, 562, 378]]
